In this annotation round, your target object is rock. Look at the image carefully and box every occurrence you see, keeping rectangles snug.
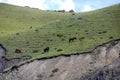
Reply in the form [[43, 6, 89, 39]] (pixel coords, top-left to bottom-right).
[[0, 44, 7, 59], [0, 44, 7, 73], [80, 58, 120, 80]]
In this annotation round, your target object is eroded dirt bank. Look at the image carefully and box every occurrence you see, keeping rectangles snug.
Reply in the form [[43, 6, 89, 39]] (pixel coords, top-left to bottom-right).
[[80, 58, 120, 80], [0, 39, 120, 80]]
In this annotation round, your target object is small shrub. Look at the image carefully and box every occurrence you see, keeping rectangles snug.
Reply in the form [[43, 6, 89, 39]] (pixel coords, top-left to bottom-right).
[[61, 38, 65, 41], [57, 49, 63, 52], [77, 17, 82, 20], [50, 39, 53, 42], [85, 30, 88, 32], [89, 68, 93, 72], [109, 36, 113, 39], [98, 32, 102, 34], [16, 33, 19, 35], [81, 37, 85, 39], [6, 16, 8, 18], [98, 31, 107, 34], [30, 26, 32, 29], [54, 48, 57, 50], [102, 31, 107, 33], [68, 25, 73, 27], [72, 13, 75, 15], [100, 37, 103, 39], [35, 29, 39, 32], [46, 39, 52, 42], [49, 68, 59, 77], [36, 74, 43, 80], [33, 50, 39, 53], [76, 32, 78, 34], [52, 33, 55, 35], [86, 32, 88, 34], [111, 41, 116, 46], [52, 68, 59, 73], [46, 39, 49, 41], [57, 34, 63, 38], [26, 41, 29, 44], [64, 36, 66, 38], [79, 37, 85, 41], [49, 74, 54, 77]]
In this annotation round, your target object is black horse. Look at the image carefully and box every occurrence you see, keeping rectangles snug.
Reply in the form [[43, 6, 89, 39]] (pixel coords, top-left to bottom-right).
[[44, 47, 49, 53], [69, 37, 77, 43]]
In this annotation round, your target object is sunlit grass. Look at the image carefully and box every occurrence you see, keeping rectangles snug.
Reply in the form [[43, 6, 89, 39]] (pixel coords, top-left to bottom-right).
[[0, 3, 120, 59]]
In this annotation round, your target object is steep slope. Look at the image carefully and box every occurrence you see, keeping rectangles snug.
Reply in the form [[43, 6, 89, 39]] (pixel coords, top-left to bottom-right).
[[0, 3, 120, 60], [0, 39, 120, 80]]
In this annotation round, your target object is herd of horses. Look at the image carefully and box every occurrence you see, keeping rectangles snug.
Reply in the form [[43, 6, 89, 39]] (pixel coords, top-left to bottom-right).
[[14, 37, 77, 54], [0, 37, 77, 56]]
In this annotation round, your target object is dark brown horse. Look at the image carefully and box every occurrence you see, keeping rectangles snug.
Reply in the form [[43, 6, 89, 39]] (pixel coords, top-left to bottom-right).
[[69, 37, 77, 43], [15, 48, 22, 53]]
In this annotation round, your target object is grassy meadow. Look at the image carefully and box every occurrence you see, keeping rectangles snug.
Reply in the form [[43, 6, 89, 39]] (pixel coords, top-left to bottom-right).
[[0, 3, 120, 59]]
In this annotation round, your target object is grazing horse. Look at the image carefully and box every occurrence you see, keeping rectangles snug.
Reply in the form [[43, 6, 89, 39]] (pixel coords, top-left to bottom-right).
[[15, 48, 21, 53], [44, 47, 49, 53], [69, 37, 77, 43]]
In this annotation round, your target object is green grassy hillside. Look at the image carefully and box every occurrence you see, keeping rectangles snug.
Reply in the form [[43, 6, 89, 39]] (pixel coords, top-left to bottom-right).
[[0, 3, 120, 59], [0, 3, 69, 37]]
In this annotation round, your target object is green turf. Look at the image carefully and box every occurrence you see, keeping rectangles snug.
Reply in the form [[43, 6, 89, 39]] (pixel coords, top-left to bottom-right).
[[0, 3, 120, 59]]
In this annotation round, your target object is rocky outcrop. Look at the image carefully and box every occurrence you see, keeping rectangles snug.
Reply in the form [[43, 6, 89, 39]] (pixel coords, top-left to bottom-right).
[[0, 39, 120, 80], [0, 44, 7, 73], [0, 44, 7, 58], [80, 58, 120, 80]]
